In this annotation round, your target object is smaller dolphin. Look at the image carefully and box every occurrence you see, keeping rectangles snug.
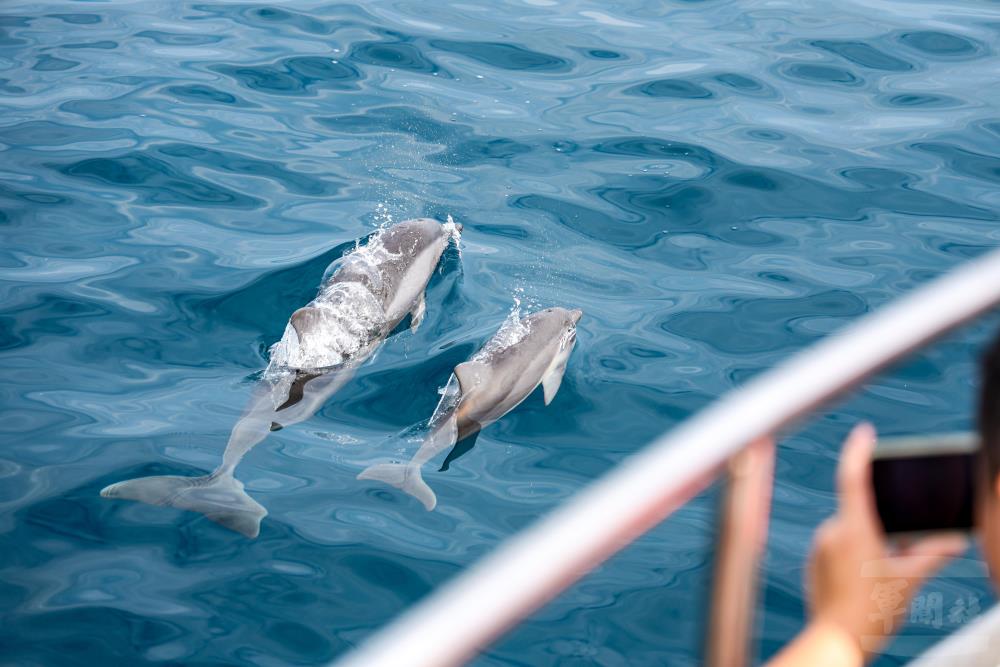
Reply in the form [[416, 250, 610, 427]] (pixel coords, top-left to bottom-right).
[[358, 306, 582, 510]]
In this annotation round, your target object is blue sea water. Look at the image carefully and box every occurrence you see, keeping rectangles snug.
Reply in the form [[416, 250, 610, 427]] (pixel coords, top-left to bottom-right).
[[1, 0, 999, 664]]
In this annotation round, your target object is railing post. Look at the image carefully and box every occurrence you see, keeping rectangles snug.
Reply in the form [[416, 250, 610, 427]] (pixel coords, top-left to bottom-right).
[[705, 437, 776, 667]]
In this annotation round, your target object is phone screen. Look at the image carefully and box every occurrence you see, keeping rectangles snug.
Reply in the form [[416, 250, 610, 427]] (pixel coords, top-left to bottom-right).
[[872, 448, 976, 534]]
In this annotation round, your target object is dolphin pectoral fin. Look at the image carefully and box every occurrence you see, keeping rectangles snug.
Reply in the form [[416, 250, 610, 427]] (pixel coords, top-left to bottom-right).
[[409, 292, 426, 331], [439, 430, 480, 472], [542, 357, 569, 406]]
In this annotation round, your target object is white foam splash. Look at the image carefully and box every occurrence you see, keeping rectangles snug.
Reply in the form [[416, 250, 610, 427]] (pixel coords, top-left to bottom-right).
[[428, 373, 462, 428], [267, 282, 386, 373], [265, 231, 397, 376], [442, 214, 462, 259], [473, 298, 530, 362]]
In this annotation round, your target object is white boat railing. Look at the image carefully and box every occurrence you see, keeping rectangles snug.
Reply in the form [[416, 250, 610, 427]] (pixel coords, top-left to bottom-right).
[[335, 246, 1000, 667]]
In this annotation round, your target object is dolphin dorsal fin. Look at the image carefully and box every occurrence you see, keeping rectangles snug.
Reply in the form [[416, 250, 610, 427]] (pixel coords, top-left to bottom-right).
[[290, 307, 323, 340], [453, 360, 489, 394]]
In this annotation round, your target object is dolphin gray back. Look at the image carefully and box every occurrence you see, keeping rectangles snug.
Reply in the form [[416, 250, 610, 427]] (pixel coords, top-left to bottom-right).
[[331, 218, 449, 323], [454, 308, 579, 425]]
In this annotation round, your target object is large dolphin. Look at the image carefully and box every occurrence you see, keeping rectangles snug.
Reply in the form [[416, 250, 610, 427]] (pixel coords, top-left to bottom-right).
[[101, 218, 462, 537], [358, 306, 582, 510]]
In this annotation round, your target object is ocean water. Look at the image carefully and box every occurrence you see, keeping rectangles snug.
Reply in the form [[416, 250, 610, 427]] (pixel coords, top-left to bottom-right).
[[1, 1, 999, 665]]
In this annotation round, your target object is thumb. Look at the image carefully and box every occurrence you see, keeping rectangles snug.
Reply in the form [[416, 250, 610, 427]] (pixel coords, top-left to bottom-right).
[[892, 533, 967, 580]]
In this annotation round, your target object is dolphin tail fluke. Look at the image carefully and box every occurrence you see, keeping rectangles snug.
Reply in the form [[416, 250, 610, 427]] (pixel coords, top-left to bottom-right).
[[100, 470, 267, 538], [357, 463, 436, 511]]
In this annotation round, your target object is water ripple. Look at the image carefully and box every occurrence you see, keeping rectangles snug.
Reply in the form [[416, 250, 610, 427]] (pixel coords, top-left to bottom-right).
[[1, 0, 998, 665]]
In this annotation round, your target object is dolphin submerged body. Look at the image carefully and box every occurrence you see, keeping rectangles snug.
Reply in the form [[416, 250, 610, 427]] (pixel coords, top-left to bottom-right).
[[358, 306, 582, 510], [101, 218, 462, 537]]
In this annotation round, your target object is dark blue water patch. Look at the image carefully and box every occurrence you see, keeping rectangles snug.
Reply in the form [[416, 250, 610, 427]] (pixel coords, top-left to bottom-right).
[[0, 606, 185, 665], [1, 292, 113, 351], [625, 78, 715, 99], [430, 137, 533, 167], [135, 30, 224, 45], [240, 5, 336, 35], [590, 136, 719, 170], [53, 152, 266, 209], [428, 39, 572, 72], [0, 315, 22, 351], [552, 139, 579, 154], [349, 36, 445, 75], [838, 166, 919, 190], [514, 194, 651, 248], [60, 93, 149, 120], [155, 142, 342, 196], [0, 579, 27, 612], [0, 182, 74, 227], [317, 106, 460, 144], [189, 240, 354, 338], [31, 55, 79, 72], [191, 2, 375, 36], [571, 142, 996, 248], [982, 120, 1000, 140], [725, 170, 779, 191], [876, 93, 962, 109], [0, 15, 31, 27], [472, 223, 531, 240], [212, 56, 363, 95], [745, 129, 786, 141], [662, 290, 868, 355], [0, 29, 28, 48], [811, 39, 914, 71], [797, 105, 835, 116], [260, 619, 333, 662], [709, 72, 776, 98], [0, 77, 27, 94], [911, 142, 1000, 184], [7, 473, 469, 662], [316, 106, 535, 168], [161, 83, 243, 106], [578, 48, 623, 60], [348, 348, 475, 430], [46, 13, 102, 25], [777, 62, 862, 86], [61, 41, 118, 50], [896, 30, 982, 58]]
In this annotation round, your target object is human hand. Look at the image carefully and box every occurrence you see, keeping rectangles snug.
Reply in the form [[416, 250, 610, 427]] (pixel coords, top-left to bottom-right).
[[807, 422, 967, 657]]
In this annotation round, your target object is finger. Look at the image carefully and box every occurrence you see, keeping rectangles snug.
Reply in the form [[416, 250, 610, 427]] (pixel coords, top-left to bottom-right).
[[730, 435, 775, 477], [836, 422, 877, 524], [891, 533, 967, 579]]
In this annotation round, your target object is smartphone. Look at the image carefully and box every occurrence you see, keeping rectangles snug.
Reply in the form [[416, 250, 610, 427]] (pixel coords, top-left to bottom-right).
[[871, 432, 978, 535]]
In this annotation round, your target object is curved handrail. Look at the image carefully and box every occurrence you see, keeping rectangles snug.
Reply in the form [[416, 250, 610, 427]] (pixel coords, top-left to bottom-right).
[[336, 247, 1000, 667]]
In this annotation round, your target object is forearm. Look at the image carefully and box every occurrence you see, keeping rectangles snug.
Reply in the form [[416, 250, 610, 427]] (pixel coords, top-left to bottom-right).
[[766, 619, 864, 667]]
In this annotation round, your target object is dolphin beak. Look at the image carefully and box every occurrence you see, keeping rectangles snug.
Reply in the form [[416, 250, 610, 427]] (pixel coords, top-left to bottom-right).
[[570, 309, 583, 324]]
